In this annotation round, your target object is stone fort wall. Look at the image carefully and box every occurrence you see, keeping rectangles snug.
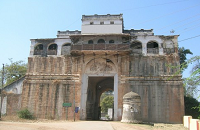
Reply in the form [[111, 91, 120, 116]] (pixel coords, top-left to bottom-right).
[[21, 53, 184, 123]]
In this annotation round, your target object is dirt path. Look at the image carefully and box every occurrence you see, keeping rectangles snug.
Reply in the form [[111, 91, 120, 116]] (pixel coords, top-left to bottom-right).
[[0, 120, 188, 130]]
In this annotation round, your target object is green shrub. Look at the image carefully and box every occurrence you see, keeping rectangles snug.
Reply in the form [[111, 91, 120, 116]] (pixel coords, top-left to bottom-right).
[[17, 108, 34, 119], [184, 96, 200, 119]]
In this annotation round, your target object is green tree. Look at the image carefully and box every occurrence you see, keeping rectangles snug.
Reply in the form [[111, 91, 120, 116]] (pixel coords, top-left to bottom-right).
[[178, 47, 193, 72], [183, 56, 200, 96], [184, 96, 200, 119], [0, 59, 27, 87], [181, 56, 200, 118], [100, 96, 114, 113], [183, 78, 198, 97], [100, 91, 113, 101]]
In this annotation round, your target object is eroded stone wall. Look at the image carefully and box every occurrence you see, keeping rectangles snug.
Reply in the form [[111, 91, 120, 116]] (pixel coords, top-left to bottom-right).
[[118, 54, 184, 123], [22, 56, 81, 120], [21, 53, 184, 123], [1, 93, 22, 116]]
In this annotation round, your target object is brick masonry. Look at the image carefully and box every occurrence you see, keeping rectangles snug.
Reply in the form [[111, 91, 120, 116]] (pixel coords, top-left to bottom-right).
[[20, 53, 184, 123]]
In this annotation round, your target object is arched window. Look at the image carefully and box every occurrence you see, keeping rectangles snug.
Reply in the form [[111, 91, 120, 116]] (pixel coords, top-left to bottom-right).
[[48, 43, 57, 55], [130, 41, 142, 54], [147, 41, 159, 54], [48, 44, 57, 50], [61, 43, 71, 55], [97, 39, 105, 44], [147, 41, 158, 48], [88, 40, 94, 44], [109, 40, 114, 44], [34, 44, 43, 55]]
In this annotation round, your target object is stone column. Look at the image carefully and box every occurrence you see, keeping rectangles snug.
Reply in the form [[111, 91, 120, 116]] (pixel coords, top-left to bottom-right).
[[114, 74, 118, 121]]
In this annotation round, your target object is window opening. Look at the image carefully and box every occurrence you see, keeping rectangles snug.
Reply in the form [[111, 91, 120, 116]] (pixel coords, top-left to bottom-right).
[[34, 44, 43, 55], [110, 21, 114, 24], [147, 41, 159, 54], [109, 40, 114, 44], [48, 44, 57, 50], [147, 41, 158, 48], [90, 22, 94, 25], [35, 44, 43, 51], [100, 22, 104, 25], [97, 39, 105, 44], [48, 43, 57, 55], [61, 43, 71, 55], [88, 40, 94, 44]]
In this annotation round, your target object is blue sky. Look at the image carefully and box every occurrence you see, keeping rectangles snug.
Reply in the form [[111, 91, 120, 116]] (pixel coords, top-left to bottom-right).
[[0, 0, 199, 79]]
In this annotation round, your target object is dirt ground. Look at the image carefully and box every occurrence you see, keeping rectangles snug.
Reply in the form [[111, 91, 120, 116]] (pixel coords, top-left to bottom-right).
[[0, 116, 188, 130]]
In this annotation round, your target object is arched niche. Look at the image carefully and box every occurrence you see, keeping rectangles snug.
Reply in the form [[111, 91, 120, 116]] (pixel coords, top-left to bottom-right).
[[84, 58, 117, 74], [34, 43, 43, 55], [47, 43, 57, 55], [97, 39, 105, 44], [109, 40, 114, 44], [61, 43, 71, 55], [88, 40, 94, 44], [147, 41, 159, 54]]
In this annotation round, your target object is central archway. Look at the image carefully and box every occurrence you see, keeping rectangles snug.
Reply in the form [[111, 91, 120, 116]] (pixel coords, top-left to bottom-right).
[[86, 77, 114, 120], [80, 58, 118, 120]]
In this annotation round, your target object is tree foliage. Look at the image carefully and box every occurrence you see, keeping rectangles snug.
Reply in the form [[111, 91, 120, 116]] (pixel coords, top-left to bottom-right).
[[183, 78, 198, 97], [0, 59, 27, 87], [183, 56, 200, 96], [100, 96, 114, 113], [100, 91, 113, 101], [184, 96, 200, 119], [178, 47, 193, 72], [181, 56, 200, 118]]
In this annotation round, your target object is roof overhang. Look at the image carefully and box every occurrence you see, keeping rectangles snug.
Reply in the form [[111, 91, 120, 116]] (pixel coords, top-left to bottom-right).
[[69, 33, 130, 37]]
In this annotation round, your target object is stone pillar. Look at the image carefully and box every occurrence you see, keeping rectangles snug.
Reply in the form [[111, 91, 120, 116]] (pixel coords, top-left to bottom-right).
[[57, 45, 62, 56], [80, 74, 88, 120], [114, 74, 118, 121]]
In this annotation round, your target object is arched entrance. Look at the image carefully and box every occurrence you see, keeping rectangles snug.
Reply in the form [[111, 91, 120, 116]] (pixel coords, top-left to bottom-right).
[[80, 58, 118, 120], [86, 77, 114, 120]]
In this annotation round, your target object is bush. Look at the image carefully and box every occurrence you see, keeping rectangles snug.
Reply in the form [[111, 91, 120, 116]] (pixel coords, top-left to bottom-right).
[[184, 96, 200, 119], [17, 108, 34, 119]]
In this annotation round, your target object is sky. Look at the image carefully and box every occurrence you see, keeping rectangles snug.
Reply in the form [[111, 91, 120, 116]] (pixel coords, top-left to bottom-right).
[[0, 0, 199, 78]]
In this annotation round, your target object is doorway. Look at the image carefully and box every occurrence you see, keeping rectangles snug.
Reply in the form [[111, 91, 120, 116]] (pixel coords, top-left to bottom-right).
[[86, 77, 114, 120]]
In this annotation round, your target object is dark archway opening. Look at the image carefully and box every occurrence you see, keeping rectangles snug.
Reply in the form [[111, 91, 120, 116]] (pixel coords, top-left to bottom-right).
[[86, 77, 114, 120], [97, 39, 105, 44], [147, 41, 159, 54], [34, 44, 43, 55]]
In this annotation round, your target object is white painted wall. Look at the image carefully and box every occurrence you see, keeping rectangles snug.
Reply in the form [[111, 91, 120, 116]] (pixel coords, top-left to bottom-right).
[[82, 19, 122, 34], [82, 24, 122, 34]]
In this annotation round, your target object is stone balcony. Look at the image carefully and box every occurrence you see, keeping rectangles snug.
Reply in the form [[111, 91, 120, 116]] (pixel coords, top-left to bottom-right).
[[70, 44, 131, 55]]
